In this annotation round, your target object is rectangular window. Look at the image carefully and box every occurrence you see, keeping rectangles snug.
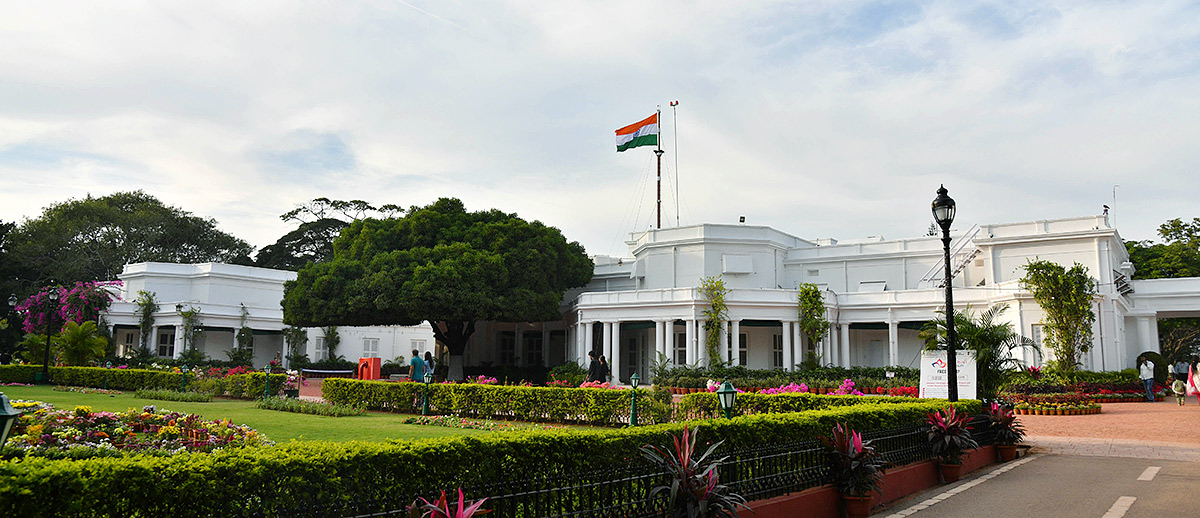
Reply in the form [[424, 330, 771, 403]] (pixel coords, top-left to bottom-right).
[[674, 333, 687, 365], [314, 337, 327, 361], [500, 332, 516, 365], [124, 333, 135, 345], [157, 329, 175, 357], [526, 335, 544, 367], [1030, 325, 1043, 366], [739, 333, 748, 366], [772, 334, 783, 369], [362, 338, 380, 358], [411, 339, 426, 353]]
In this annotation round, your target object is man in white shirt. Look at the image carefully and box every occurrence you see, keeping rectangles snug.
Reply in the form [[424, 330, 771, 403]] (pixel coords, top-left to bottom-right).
[[1139, 357, 1156, 402]]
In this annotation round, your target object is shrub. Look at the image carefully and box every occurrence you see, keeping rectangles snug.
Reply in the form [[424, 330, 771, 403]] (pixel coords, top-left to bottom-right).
[[0, 365, 285, 399], [674, 391, 929, 420], [256, 396, 364, 417], [133, 389, 214, 403]]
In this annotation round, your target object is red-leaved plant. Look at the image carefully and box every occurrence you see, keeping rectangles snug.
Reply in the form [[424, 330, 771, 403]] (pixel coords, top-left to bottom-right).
[[409, 489, 491, 518], [820, 422, 886, 497], [985, 403, 1025, 446], [640, 425, 749, 518], [926, 406, 979, 465]]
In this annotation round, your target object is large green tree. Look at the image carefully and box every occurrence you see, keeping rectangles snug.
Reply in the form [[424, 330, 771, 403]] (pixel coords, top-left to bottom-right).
[[1020, 260, 1097, 371], [282, 198, 593, 380], [255, 198, 402, 270], [8, 191, 253, 288]]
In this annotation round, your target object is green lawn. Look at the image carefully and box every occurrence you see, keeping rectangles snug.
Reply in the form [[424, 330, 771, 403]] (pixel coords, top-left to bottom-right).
[[0, 385, 489, 443]]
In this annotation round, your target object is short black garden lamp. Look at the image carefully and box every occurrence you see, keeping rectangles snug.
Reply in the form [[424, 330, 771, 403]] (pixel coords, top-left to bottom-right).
[[40, 289, 59, 385], [181, 365, 189, 392], [422, 370, 433, 416], [0, 393, 20, 447], [717, 381, 737, 419], [629, 372, 640, 427], [105, 361, 112, 390], [263, 364, 272, 399]]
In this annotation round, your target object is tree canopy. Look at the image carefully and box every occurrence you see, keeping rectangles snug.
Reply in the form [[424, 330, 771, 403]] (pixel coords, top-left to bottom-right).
[[282, 198, 593, 379], [1126, 217, 1200, 363], [1019, 259, 1097, 371], [254, 198, 402, 270], [8, 191, 253, 288]]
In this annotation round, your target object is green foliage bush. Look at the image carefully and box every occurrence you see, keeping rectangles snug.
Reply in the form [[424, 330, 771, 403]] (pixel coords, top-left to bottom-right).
[[0, 399, 977, 517], [133, 389, 214, 402], [256, 396, 365, 417], [655, 365, 921, 390], [0, 365, 285, 399], [674, 392, 932, 420], [322, 378, 674, 426]]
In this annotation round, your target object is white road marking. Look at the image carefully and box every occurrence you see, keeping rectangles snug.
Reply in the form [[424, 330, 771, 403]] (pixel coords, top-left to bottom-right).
[[883, 454, 1041, 518], [1136, 466, 1160, 481], [1100, 496, 1136, 518]]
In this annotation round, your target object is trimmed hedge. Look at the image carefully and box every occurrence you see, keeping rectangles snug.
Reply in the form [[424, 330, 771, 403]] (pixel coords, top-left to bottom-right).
[[674, 391, 934, 420], [323, 378, 674, 426], [0, 399, 979, 517], [0, 365, 285, 400]]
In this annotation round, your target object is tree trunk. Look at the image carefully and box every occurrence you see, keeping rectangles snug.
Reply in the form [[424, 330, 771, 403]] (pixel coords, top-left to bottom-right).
[[429, 319, 476, 381]]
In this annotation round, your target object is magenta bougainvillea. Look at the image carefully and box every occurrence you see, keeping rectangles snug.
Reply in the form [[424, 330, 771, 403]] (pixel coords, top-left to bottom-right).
[[15, 281, 123, 334]]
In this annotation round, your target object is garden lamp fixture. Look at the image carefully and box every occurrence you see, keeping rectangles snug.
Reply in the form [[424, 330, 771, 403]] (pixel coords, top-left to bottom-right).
[[629, 372, 640, 427], [41, 289, 59, 385], [0, 393, 20, 447], [263, 364, 272, 399], [422, 370, 433, 416], [717, 381, 737, 419], [931, 185, 959, 402], [182, 365, 189, 392], [6, 294, 15, 308]]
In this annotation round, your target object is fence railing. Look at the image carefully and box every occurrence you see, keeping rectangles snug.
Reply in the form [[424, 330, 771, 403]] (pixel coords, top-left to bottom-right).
[[251, 416, 996, 518]]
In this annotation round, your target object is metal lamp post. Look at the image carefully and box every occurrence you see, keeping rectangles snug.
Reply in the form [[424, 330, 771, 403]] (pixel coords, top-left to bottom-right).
[[422, 370, 433, 416], [932, 185, 959, 402], [0, 393, 20, 447], [263, 364, 272, 399], [105, 361, 112, 390], [717, 381, 737, 419], [629, 372, 640, 427], [41, 289, 59, 385], [6, 295, 16, 365]]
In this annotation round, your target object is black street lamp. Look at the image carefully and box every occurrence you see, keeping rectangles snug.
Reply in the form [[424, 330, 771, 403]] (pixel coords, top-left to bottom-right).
[[422, 370, 433, 416], [932, 185, 959, 402], [629, 372, 640, 427], [41, 289, 59, 385], [5, 295, 16, 365], [716, 381, 737, 419]]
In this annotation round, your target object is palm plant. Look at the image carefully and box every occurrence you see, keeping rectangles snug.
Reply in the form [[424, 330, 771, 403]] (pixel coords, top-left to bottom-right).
[[927, 406, 979, 465], [919, 304, 1038, 402], [820, 422, 886, 497], [54, 321, 108, 366], [640, 425, 749, 518]]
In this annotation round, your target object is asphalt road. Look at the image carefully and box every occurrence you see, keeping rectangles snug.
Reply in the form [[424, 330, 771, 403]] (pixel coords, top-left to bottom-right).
[[871, 455, 1200, 518]]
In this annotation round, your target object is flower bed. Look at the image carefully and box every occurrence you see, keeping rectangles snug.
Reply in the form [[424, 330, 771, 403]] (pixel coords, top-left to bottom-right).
[[256, 396, 364, 417], [3, 402, 271, 455], [53, 385, 123, 396], [401, 415, 568, 432], [1007, 393, 1101, 415]]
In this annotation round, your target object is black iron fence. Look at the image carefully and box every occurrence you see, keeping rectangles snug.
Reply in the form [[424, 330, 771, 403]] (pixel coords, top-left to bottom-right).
[[248, 416, 996, 518]]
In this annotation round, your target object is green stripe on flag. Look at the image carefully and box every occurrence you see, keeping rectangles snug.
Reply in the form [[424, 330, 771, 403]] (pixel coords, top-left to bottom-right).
[[617, 134, 658, 152]]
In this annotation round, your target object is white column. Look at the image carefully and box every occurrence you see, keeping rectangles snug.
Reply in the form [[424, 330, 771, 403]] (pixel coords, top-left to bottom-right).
[[793, 320, 802, 367], [542, 326, 550, 367], [840, 324, 851, 368], [697, 319, 708, 366], [583, 322, 594, 361], [781, 321, 793, 371], [654, 320, 665, 363], [602, 322, 613, 365], [730, 320, 741, 366], [888, 320, 899, 367], [825, 324, 836, 365], [1137, 317, 1155, 354], [174, 325, 184, 359], [611, 321, 622, 383], [715, 318, 724, 364], [685, 319, 696, 366]]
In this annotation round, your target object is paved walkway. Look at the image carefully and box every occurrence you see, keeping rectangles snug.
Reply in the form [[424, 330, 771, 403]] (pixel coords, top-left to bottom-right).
[[1020, 398, 1200, 460]]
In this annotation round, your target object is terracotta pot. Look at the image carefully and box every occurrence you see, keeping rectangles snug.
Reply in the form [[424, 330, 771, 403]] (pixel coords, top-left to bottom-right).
[[939, 462, 963, 483], [997, 444, 1017, 462], [842, 494, 873, 518]]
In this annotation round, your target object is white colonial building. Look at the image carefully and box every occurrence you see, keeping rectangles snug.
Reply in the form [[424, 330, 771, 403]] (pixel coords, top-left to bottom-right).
[[100, 214, 1200, 378]]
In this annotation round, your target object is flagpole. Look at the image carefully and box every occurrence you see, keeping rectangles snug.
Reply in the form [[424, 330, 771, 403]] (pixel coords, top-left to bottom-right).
[[655, 107, 664, 229], [670, 100, 679, 227]]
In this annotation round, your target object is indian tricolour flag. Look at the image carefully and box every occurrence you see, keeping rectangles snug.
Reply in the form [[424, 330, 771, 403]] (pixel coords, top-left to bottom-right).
[[615, 113, 658, 152]]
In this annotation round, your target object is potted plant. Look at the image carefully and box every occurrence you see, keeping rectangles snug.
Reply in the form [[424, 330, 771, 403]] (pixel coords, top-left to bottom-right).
[[986, 403, 1025, 462], [927, 406, 979, 483], [821, 422, 887, 518], [409, 488, 490, 518], [283, 370, 305, 398], [640, 425, 749, 518]]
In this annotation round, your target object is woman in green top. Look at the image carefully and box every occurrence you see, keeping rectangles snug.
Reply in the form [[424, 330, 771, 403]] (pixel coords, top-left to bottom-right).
[[409, 349, 425, 381]]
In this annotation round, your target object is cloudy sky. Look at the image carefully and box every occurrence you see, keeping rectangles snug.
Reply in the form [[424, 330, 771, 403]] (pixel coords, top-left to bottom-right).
[[2, 1, 1197, 258]]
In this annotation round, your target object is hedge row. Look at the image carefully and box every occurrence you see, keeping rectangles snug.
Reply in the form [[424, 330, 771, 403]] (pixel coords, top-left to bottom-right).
[[322, 378, 675, 426], [674, 392, 930, 420], [0, 365, 285, 400], [0, 399, 979, 517]]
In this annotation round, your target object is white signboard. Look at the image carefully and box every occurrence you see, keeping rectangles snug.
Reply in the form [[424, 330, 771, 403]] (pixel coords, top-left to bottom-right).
[[919, 350, 977, 400]]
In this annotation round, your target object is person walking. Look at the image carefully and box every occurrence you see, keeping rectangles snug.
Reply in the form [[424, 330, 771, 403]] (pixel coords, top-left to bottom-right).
[[586, 350, 602, 383], [1139, 357, 1156, 402], [409, 349, 425, 382], [424, 351, 436, 379], [1188, 358, 1200, 405], [599, 355, 611, 383]]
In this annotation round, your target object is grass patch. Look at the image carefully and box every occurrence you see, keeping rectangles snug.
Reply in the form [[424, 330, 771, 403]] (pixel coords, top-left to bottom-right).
[[257, 396, 364, 417], [0, 385, 488, 443], [134, 388, 214, 402]]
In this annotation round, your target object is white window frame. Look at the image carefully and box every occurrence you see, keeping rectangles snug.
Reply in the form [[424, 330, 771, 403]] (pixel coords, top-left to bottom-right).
[[362, 338, 380, 358], [772, 334, 783, 369], [315, 337, 327, 361], [157, 329, 175, 357]]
